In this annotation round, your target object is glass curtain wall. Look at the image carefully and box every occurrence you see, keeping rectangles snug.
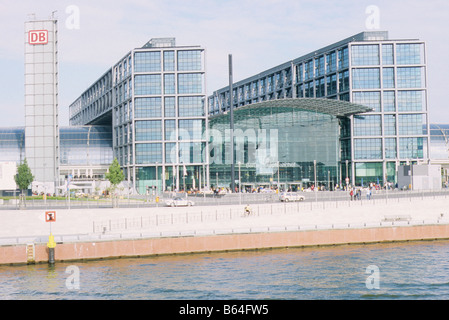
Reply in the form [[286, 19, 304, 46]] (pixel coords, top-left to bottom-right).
[[125, 45, 206, 194], [209, 106, 343, 191]]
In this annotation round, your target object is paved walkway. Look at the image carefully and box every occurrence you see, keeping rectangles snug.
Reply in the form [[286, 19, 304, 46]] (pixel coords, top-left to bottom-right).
[[1, 195, 448, 245]]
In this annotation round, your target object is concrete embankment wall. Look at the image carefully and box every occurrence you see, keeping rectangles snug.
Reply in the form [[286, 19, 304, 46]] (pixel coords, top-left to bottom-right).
[[2, 224, 449, 265]]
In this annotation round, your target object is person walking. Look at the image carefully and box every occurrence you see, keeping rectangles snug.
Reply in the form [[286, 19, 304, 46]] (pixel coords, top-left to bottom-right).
[[350, 188, 354, 201], [366, 188, 371, 200]]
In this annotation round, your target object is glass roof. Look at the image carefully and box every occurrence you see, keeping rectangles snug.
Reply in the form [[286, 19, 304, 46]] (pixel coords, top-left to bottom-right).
[[210, 98, 372, 120]]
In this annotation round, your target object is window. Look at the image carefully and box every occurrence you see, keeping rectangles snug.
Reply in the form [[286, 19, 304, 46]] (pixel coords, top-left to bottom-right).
[[383, 91, 396, 112], [398, 114, 425, 135], [326, 74, 337, 96], [134, 51, 161, 72], [396, 44, 424, 65], [399, 137, 424, 159], [316, 56, 325, 77], [352, 91, 381, 112], [179, 142, 205, 163], [338, 47, 349, 70], [305, 82, 314, 98], [352, 68, 380, 89], [351, 45, 380, 66], [339, 70, 350, 92], [305, 60, 314, 81], [178, 96, 204, 117], [383, 68, 395, 88], [354, 138, 382, 159], [134, 75, 161, 95], [163, 51, 175, 71], [178, 119, 204, 140], [135, 143, 162, 164], [134, 97, 162, 118], [135, 120, 162, 141], [326, 52, 337, 74], [178, 73, 202, 94], [397, 91, 425, 112], [397, 67, 424, 88], [382, 44, 394, 65], [164, 74, 175, 94], [315, 78, 325, 98], [164, 97, 176, 117], [165, 142, 176, 163], [353, 115, 382, 136], [385, 138, 397, 159], [165, 120, 176, 140], [177, 50, 202, 71], [384, 115, 397, 135]]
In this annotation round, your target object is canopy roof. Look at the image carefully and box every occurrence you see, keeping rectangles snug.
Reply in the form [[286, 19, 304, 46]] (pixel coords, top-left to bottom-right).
[[211, 98, 372, 119]]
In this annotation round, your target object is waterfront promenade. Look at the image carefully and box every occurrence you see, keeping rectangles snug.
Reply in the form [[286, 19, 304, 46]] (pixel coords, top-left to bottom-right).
[[0, 192, 448, 264]]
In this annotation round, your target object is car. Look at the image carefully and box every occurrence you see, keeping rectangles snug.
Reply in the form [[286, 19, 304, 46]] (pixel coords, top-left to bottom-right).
[[279, 192, 305, 202], [165, 197, 195, 207]]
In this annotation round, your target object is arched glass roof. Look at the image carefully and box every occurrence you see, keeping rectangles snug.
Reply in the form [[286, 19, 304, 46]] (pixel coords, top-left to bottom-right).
[[210, 98, 372, 120], [60, 126, 113, 166]]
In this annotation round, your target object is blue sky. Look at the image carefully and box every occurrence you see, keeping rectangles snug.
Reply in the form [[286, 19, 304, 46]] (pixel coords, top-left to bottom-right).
[[1, 0, 448, 126]]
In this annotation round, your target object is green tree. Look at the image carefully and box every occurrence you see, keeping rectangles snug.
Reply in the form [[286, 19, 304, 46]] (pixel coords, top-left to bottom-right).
[[14, 159, 34, 208], [105, 158, 124, 207]]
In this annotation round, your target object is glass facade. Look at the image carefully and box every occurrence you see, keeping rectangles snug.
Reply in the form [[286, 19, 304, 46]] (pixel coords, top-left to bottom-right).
[[209, 31, 430, 187], [427, 124, 449, 160], [210, 108, 340, 190], [115, 39, 206, 194], [0, 126, 112, 167], [0, 128, 25, 163], [208, 99, 368, 190], [59, 126, 113, 166], [69, 38, 207, 194]]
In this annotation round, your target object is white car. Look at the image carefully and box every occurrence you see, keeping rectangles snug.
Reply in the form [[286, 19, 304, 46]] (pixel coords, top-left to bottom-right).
[[165, 197, 195, 207], [279, 192, 305, 202]]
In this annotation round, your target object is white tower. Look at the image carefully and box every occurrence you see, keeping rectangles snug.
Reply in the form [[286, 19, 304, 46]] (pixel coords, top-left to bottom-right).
[[24, 16, 59, 194]]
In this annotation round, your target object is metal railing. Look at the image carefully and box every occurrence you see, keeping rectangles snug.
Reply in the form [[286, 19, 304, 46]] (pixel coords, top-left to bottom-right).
[[2, 188, 448, 210], [92, 191, 449, 234]]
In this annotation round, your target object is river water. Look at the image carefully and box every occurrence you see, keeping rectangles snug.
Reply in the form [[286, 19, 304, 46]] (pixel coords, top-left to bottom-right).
[[1, 240, 449, 300]]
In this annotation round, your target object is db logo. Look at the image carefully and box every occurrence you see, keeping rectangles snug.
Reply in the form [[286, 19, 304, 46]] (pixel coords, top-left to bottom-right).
[[29, 30, 48, 45]]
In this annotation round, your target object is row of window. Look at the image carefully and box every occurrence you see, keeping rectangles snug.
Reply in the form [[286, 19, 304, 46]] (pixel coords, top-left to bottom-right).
[[297, 47, 349, 82], [115, 96, 205, 125], [134, 142, 206, 164], [352, 90, 426, 113], [135, 119, 205, 142], [354, 137, 425, 160], [134, 50, 203, 73], [210, 66, 425, 113], [352, 67, 425, 89], [134, 74, 204, 95], [352, 43, 424, 66], [353, 114, 427, 136]]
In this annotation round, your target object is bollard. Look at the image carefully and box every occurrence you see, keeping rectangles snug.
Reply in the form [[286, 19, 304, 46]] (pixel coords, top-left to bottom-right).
[[47, 233, 56, 265]]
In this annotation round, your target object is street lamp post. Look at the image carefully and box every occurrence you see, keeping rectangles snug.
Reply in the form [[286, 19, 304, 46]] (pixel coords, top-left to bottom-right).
[[314, 160, 317, 202], [229, 54, 235, 193], [238, 161, 241, 205]]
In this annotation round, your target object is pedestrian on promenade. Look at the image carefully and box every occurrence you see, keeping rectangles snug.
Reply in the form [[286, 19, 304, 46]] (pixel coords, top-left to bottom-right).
[[350, 188, 354, 201], [357, 188, 362, 200], [366, 188, 371, 200]]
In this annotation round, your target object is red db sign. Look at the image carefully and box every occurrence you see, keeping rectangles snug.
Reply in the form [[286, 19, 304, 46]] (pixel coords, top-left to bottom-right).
[[29, 30, 48, 45]]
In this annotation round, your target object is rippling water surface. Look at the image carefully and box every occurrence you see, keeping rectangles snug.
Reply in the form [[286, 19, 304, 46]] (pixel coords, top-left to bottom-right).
[[2, 240, 449, 300]]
